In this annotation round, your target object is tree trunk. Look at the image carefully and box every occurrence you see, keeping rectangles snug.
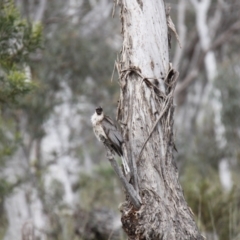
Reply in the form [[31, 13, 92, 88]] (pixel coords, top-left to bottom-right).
[[116, 1, 204, 239]]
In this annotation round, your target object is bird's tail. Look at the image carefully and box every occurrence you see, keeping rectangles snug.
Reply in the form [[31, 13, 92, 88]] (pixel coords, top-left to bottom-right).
[[121, 156, 130, 174]]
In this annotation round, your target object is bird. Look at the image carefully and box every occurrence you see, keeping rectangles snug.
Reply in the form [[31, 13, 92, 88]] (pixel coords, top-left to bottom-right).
[[91, 106, 130, 174]]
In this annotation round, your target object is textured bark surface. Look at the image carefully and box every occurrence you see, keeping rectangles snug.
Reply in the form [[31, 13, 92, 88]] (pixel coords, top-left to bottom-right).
[[116, 1, 204, 239]]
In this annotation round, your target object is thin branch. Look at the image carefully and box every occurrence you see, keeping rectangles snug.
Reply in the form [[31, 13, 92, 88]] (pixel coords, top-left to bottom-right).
[[110, 60, 116, 82], [176, 20, 240, 96], [175, 69, 199, 95], [210, 20, 240, 50], [105, 147, 142, 210]]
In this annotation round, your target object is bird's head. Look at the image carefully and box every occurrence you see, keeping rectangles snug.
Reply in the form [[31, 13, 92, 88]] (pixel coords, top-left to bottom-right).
[[95, 106, 103, 115]]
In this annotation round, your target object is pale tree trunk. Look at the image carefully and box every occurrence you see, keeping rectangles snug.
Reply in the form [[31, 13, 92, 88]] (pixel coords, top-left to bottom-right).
[[116, 0, 204, 239], [190, 0, 232, 192]]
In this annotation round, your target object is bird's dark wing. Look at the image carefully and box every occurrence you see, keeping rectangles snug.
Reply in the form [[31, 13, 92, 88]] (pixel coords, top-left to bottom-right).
[[102, 116, 123, 156], [103, 116, 123, 142]]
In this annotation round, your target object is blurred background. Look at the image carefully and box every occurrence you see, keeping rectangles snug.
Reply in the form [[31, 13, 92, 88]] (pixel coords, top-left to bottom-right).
[[0, 0, 240, 239]]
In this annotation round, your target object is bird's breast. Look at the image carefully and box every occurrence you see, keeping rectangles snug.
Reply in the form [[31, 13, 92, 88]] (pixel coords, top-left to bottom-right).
[[93, 123, 107, 142]]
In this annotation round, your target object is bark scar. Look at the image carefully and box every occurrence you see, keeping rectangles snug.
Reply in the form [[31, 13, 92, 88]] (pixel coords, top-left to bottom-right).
[[136, 70, 179, 163]]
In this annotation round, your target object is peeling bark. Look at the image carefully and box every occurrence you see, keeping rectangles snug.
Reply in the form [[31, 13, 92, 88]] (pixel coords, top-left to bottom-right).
[[116, 1, 203, 239]]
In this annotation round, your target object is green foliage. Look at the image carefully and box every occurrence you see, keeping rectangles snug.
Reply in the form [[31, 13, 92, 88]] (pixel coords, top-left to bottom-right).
[[0, 0, 42, 64], [177, 60, 240, 239], [181, 164, 240, 240], [0, 0, 42, 206], [0, 0, 42, 178], [0, 0, 42, 104], [0, 118, 20, 166], [41, 18, 118, 104], [0, 69, 33, 103]]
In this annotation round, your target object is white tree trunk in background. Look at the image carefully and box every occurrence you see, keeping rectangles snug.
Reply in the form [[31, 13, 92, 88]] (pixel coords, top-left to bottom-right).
[[117, 0, 203, 239], [3, 84, 83, 240], [173, 0, 186, 68], [34, 0, 47, 22], [190, 0, 232, 192], [3, 150, 48, 240]]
